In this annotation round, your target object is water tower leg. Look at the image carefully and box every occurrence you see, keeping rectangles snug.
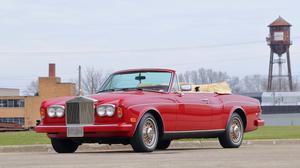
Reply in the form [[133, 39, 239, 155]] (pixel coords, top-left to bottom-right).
[[267, 51, 274, 91], [286, 49, 293, 91]]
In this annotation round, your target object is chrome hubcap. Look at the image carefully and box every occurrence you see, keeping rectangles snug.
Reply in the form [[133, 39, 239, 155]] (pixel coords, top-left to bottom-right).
[[142, 118, 157, 148], [230, 117, 243, 144]]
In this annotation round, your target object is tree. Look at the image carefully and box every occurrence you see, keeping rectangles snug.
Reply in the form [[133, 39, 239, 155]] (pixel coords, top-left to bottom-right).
[[293, 75, 300, 91], [23, 80, 39, 96], [178, 68, 230, 84], [228, 76, 242, 93], [81, 68, 108, 95], [178, 68, 270, 93], [240, 75, 267, 93]]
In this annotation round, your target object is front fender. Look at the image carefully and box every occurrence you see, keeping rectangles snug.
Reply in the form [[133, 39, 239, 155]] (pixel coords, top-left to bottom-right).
[[225, 106, 247, 130], [126, 105, 163, 137]]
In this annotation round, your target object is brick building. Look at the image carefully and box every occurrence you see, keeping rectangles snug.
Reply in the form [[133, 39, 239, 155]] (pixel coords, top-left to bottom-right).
[[0, 64, 76, 128]]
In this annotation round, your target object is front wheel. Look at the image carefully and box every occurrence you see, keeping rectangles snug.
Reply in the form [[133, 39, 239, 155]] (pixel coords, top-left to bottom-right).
[[156, 140, 171, 150], [130, 113, 159, 152], [51, 138, 79, 153], [218, 113, 244, 148]]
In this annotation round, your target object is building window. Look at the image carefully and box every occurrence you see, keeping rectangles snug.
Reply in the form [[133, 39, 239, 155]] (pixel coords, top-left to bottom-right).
[[0, 117, 25, 126], [0, 100, 7, 107], [0, 99, 24, 108]]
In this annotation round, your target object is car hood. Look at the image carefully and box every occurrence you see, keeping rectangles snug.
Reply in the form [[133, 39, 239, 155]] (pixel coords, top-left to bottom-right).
[[42, 91, 161, 107]]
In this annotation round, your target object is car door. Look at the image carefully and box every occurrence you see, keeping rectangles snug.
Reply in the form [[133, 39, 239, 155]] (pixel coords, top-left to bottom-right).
[[175, 93, 215, 131]]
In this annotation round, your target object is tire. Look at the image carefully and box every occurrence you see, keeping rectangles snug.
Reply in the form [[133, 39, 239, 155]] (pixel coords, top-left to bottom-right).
[[130, 113, 159, 152], [156, 140, 171, 150], [218, 113, 244, 148], [51, 138, 79, 153]]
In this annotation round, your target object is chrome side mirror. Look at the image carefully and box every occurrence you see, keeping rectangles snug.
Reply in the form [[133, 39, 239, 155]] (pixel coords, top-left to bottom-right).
[[180, 84, 192, 92]]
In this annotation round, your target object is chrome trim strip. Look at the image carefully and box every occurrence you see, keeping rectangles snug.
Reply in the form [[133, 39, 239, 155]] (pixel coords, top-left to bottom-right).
[[128, 100, 257, 109], [48, 105, 65, 109], [164, 129, 225, 134], [128, 102, 215, 109], [80, 96, 98, 102], [37, 124, 132, 127]]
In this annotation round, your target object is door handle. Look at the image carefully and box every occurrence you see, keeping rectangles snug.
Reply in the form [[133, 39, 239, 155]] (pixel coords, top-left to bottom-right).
[[200, 99, 209, 104]]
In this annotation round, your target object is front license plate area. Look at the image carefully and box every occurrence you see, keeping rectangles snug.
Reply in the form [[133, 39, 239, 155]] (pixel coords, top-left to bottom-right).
[[67, 126, 84, 137]]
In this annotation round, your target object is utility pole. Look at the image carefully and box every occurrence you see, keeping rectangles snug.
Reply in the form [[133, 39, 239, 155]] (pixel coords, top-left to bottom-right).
[[78, 65, 83, 96], [91, 77, 94, 94]]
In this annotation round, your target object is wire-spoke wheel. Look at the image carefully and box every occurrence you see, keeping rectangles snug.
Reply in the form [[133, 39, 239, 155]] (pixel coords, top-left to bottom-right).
[[219, 113, 244, 148], [230, 117, 243, 144], [142, 118, 157, 148], [131, 113, 158, 152]]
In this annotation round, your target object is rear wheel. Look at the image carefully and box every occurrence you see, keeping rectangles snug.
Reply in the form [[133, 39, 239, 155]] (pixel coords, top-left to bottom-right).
[[130, 113, 158, 152], [51, 138, 79, 153], [156, 140, 171, 150], [218, 113, 244, 148]]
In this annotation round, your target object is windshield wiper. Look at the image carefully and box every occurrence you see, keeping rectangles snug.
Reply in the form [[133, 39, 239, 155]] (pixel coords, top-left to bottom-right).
[[98, 88, 137, 93], [120, 88, 163, 93], [120, 88, 143, 91], [97, 88, 117, 93], [98, 88, 164, 93]]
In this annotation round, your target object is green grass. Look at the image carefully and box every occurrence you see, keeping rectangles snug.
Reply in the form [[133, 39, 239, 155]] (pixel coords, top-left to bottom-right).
[[0, 131, 50, 146], [244, 126, 300, 140], [0, 126, 299, 146]]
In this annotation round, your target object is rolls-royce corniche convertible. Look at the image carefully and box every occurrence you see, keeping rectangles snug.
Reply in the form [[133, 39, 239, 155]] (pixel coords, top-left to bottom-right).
[[35, 68, 264, 153]]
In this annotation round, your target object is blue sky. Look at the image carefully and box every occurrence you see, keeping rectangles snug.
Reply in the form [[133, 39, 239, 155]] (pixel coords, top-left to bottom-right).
[[0, 0, 300, 91]]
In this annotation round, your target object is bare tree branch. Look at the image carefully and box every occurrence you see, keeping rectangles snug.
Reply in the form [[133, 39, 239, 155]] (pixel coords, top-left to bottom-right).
[[23, 80, 39, 96], [81, 67, 109, 95]]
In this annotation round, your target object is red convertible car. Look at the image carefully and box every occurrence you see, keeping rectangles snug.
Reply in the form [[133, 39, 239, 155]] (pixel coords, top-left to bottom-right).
[[35, 68, 264, 153]]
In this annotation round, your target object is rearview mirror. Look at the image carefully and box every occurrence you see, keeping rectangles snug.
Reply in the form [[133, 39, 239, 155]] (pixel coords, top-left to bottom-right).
[[180, 84, 192, 92], [135, 76, 146, 81]]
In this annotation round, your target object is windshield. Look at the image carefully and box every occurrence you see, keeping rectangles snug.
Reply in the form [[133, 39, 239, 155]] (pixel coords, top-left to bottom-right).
[[100, 71, 172, 92]]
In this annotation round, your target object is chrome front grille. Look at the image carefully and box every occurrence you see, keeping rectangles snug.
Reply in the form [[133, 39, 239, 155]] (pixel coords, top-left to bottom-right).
[[66, 97, 95, 125], [66, 102, 80, 124]]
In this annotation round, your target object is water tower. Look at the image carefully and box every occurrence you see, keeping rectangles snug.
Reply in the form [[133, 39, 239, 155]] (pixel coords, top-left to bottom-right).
[[266, 16, 293, 91]]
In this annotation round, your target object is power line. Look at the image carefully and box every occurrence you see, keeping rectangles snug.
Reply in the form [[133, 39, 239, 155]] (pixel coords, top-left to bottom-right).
[[1, 37, 300, 54]]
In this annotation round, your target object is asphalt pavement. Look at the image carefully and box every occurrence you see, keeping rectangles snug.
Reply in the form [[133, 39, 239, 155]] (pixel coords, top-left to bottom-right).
[[0, 143, 299, 168]]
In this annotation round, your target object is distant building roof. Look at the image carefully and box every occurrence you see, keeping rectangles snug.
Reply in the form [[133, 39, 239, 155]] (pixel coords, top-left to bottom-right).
[[269, 16, 291, 27], [0, 88, 20, 96]]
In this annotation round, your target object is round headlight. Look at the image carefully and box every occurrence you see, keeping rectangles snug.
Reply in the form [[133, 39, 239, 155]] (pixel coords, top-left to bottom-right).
[[55, 107, 65, 117], [47, 107, 56, 118], [106, 106, 115, 117], [97, 106, 106, 116]]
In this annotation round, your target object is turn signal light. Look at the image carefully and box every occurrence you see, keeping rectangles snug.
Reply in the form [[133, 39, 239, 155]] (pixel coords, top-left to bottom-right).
[[117, 107, 123, 118], [40, 107, 46, 120], [130, 117, 137, 123]]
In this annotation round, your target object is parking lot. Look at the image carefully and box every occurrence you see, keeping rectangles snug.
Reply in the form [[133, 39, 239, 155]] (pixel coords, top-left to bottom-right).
[[0, 143, 299, 168]]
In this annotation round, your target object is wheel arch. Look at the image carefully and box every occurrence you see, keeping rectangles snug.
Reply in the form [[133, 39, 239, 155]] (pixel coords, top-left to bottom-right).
[[227, 107, 247, 130], [133, 109, 165, 138]]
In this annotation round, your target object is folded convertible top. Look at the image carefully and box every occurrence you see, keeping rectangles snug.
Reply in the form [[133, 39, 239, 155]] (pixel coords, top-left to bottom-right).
[[186, 81, 232, 94]]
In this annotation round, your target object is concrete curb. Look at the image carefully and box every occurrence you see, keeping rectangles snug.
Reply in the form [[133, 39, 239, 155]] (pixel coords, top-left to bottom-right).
[[1, 139, 300, 153]]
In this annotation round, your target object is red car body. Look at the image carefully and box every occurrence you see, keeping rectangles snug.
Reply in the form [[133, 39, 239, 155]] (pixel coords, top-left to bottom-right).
[[35, 68, 264, 152]]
